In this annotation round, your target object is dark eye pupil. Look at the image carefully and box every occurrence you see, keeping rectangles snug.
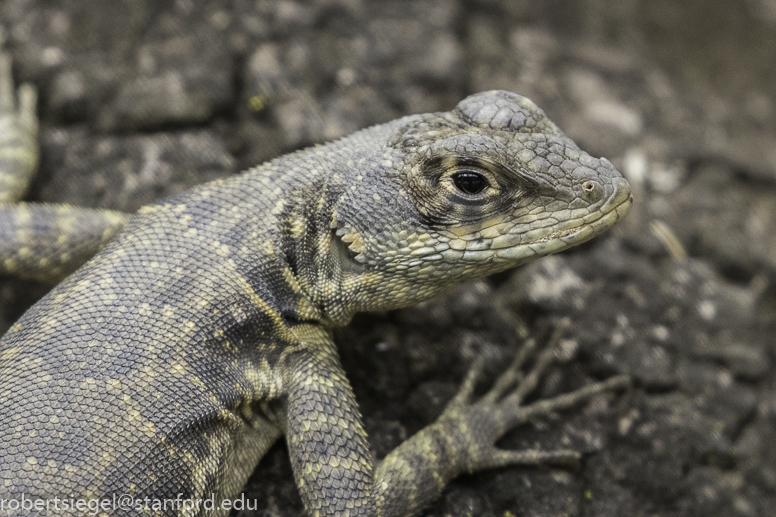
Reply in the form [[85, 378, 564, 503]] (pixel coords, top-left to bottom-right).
[[452, 172, 487, 195]]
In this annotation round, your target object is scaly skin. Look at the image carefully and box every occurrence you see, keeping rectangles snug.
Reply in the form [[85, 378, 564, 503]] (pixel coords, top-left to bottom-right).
[[0, 45, 632, 517]]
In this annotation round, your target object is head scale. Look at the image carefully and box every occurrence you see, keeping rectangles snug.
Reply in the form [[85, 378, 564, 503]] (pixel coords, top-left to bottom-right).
[[322, 91, 632, 318]]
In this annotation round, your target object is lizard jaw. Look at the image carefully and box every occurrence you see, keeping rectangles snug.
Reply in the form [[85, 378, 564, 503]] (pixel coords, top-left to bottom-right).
[[493, 177, 632, 263]]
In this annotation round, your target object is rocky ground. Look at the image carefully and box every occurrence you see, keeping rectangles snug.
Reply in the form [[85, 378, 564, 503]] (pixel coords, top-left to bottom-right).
[[1, 0, 775, 515]]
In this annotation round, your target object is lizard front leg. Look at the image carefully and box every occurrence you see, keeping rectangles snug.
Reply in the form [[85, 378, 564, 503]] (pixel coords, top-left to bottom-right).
[[283, 335, 376, 517], [0, 43, 130, 283], [283, 329, 628, 517], [370, 334, 628, 516]]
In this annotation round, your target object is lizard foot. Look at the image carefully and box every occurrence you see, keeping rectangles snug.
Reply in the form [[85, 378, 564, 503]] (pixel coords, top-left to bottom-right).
[[0, 36, 131, 283], [439, 325, 630, 473], [0, 32, 38, 204]]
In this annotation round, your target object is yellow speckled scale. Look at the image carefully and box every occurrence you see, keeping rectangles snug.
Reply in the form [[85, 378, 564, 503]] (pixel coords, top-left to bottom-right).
[[0, 52, 633, 517]]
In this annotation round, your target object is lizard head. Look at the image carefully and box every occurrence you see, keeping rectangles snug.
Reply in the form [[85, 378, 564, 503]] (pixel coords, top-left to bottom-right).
[[329, 90, 632, 314]]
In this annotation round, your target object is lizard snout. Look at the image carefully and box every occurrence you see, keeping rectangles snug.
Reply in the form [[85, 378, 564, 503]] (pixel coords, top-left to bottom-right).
[[600, 177, 632, 217]]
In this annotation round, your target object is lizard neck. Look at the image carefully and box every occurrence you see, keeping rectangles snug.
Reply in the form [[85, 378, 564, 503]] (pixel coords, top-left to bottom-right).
[[275, 168, 367, 327], [240, 118, 422, 327]]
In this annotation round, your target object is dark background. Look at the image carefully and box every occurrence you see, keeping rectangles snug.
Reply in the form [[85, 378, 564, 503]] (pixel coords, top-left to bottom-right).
[[1, 0, 775, 515]]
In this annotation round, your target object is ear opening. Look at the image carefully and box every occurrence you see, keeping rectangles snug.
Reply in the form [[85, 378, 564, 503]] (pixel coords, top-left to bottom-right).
[[331, 227, 365, 273]]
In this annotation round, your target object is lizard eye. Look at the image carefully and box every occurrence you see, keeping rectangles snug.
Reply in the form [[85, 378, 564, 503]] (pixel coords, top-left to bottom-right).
[[452, 171, 488, 195]]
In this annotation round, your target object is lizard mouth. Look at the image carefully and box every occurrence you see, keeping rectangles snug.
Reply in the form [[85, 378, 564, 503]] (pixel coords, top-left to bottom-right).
[[491, 177, 632, 263], [542, 177, 632, 244]]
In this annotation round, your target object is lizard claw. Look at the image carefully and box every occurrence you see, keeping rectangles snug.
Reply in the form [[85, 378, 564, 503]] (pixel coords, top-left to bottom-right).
[[0, 49, 15, 113], [473, 448, 582, 472], [445, 356, 485, 410], [444, 324, 630, 473]]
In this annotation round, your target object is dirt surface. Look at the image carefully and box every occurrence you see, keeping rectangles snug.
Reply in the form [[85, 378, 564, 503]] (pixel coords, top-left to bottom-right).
[[2, 0, 775, 515]]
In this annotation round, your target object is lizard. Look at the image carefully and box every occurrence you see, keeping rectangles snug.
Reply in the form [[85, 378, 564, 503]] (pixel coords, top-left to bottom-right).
[[0, 44, 632, 517]]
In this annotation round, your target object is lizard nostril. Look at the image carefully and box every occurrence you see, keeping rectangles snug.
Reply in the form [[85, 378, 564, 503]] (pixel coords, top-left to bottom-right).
[[580, 180, 604, 202]]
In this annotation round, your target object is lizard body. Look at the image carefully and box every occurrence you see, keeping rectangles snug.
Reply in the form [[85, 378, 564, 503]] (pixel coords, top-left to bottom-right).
[[0, 49, 632, 517]]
